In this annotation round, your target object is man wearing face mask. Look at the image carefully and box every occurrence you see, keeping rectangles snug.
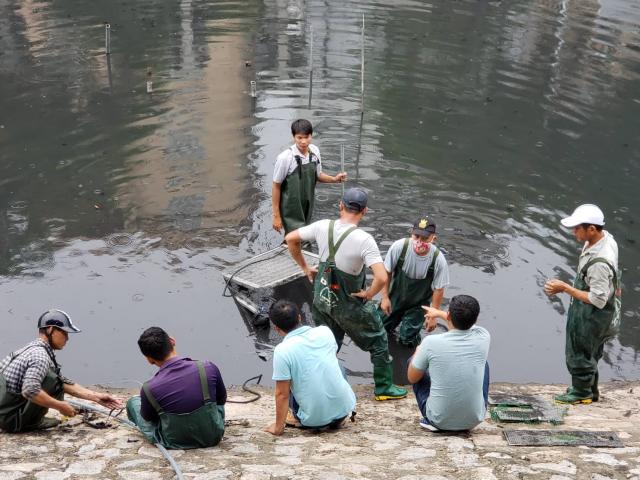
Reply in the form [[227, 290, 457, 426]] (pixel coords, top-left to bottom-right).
[[379, 216, 450, 348]]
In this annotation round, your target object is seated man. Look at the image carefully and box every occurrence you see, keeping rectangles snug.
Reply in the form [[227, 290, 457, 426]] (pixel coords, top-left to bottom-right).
[[264, 300, 356, 435], [407, 295, 490, 431], [126, 327, 226, 449], [0, 309, 122, 432]]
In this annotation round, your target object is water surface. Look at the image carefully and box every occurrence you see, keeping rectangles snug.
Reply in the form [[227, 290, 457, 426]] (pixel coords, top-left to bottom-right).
[[1, 0, 639, 387]]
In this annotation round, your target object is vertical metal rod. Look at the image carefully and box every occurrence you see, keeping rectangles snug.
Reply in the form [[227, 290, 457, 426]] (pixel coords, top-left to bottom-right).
[[105, 23, 111, 55], [360, 14, 364, 112], [340, 144, 345, 196], [250, 80, 257, 98], [308, 23, 313, 108]]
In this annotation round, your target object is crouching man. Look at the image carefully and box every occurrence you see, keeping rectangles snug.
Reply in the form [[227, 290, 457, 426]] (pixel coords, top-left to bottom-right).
[[407, 295, 490, 432], [127, 327, 226, 449], [265, 300, 356, 435], [0, 309, 122, 432]]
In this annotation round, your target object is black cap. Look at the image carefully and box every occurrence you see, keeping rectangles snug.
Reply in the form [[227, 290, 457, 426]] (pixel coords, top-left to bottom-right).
[[342, 188, 368, 212], [37, 309, 81, 333], [412, 216, 436, 236]]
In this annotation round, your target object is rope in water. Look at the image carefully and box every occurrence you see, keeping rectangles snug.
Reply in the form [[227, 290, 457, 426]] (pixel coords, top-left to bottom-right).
[[66, 399, 185, 480]]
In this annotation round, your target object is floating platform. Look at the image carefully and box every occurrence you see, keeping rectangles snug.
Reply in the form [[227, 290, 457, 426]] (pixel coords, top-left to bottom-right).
[[223, 245, 319, 290]]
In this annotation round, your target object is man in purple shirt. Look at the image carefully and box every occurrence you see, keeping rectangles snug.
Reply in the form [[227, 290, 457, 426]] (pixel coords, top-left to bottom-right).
[[126, 327, 226, 449]]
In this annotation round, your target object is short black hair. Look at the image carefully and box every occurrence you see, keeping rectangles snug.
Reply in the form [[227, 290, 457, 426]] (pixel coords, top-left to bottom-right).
[[449, 295, 480, 330], [269, 300, 300, 333], [138, 327, 172, 361], [579, 223, 604, 232], [291, 119, 313, 136]]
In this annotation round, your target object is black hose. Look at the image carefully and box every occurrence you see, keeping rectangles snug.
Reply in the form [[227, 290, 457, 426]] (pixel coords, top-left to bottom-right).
[[227, 374, 263, 403]]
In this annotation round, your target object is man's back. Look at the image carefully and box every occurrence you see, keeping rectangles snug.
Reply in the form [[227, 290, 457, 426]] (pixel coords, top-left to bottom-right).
[[413, 326, 490, 430], [273, 325, 355, 427], [140, 357, 226, 422], [298, 219, 382, 275]]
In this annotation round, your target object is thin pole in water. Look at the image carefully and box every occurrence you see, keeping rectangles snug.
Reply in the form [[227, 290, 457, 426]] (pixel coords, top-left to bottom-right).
[[340, 144, 345, 196], [105, 23, 111, 55], [360, 14, 364, 112], [308, 23, 313, 108]]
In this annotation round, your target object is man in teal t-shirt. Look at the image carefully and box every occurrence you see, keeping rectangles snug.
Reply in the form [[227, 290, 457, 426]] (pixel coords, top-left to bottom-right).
[[264, 300, 356, 435], [407, 295, 490, 431]]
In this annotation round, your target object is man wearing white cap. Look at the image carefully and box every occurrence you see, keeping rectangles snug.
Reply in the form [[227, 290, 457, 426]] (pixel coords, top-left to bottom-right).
[[544, 204, 621, 404]]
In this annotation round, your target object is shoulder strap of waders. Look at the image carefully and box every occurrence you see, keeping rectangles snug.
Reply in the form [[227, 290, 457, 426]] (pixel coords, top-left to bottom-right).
[[394, 238, 410, 275], [580, 257, 618, 288], [142, 382, 164, 414], [196, 361, 211, 403], [328, 220, 357, 263], [428, 247, 440, 272], [1, 344, 59, 375], [294, 154, 303, 179]]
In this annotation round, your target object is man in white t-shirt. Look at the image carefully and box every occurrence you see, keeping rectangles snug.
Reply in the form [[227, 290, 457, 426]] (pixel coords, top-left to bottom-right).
[[284, 188, 407, 401], [271, 119, 346, 235], [544, 204, 621, 404]]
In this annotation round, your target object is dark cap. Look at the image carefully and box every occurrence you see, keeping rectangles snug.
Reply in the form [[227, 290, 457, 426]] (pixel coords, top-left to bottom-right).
[[412, 216, 436, 236], [342, 188, 368, 212], [37, 309, 81, 333]]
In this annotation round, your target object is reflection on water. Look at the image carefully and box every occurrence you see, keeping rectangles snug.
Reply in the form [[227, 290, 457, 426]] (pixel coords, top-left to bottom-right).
[[1, 0, 639, 385]]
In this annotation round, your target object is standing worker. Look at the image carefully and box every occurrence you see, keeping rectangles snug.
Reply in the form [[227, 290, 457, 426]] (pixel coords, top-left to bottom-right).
[[0, 310, 122, 432], [285, 187, 407, 400], [272, 119, 347, 234], [379, 216, 450, 348], [544, 204, 621, 404]]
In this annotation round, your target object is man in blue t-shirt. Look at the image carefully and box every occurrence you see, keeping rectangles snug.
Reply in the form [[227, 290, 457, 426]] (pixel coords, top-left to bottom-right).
[[264, 300, 356, 435], [407, 295, 490, 431]]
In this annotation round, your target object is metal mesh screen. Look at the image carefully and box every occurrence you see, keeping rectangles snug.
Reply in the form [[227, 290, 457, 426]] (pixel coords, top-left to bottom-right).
[[503, 429, 624, 447]]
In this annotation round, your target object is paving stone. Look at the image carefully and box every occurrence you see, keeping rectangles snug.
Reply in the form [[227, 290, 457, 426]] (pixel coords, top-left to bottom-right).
[[483, 452, 512, 459], [529, 460, 577, 475], [117, 471, 162, 480], [0, 463, 45, 472], [65, 460, 106, 475], [579, 453, 628, 467], [190, 471, 234, 480], [397, 447, 437, 460], [34, 472, 71, 480], [115, 459, 154, 469]]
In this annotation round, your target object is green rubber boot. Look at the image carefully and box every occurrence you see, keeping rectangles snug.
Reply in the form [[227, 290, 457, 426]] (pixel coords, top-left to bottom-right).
[[554, 387, 593, 405], [591, 371, 600, 402], [373, 361, 407, 401]]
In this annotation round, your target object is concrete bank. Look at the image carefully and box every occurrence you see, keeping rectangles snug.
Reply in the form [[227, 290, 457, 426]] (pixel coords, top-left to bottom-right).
[[1, 382, 639, 480]]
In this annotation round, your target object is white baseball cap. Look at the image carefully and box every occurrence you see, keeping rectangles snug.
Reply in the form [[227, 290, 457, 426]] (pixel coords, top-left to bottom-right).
[[560, 204, 605, 228]]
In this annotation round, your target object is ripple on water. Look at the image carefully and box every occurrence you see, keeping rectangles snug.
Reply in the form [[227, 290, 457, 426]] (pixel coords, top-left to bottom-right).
[[105, 232, 136, 250]]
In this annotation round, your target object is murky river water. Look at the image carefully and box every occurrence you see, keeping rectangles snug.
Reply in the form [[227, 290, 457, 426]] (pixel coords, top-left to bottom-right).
[[1, 0, 639, 387]]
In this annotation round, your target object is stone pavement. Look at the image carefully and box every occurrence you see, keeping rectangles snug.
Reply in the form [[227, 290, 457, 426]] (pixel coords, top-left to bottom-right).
[[0, 382, 639, 480]]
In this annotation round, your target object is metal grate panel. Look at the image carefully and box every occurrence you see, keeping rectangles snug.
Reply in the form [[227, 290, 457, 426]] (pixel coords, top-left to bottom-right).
[[489, 394, 567, 424], [223, 245, 319, 290], [503, 429, 624, 447]]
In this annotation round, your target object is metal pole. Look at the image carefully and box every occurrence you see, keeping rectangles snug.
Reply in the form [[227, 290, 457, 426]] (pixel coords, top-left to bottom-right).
[[340, 144, 345, 195], [308, 23, 313, 108], [105, 23, 111, 55], [361, 14, 364, 112]]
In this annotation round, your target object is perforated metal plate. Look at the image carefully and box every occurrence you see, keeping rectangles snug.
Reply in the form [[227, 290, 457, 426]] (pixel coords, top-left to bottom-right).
[[503, 429, 624, 447], [223, 245, 319, 290]]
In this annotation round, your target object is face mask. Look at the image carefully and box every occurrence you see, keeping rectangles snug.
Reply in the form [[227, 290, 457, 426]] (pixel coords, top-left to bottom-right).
[[412, 239, 430, 255]]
